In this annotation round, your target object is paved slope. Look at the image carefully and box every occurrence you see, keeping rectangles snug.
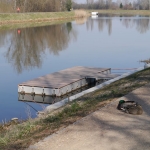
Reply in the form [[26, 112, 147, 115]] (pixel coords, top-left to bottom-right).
[[27, 84, 150, 150]]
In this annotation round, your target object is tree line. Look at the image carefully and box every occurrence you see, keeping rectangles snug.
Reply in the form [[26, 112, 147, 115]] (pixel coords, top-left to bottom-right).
[[0, 0, 72, 13], [73, 0, 150, 10], [1, 0, 149, 13]]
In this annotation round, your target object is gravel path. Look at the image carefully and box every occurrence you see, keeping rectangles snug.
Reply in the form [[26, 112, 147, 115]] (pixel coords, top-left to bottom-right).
[[27, 84, 150, 150]]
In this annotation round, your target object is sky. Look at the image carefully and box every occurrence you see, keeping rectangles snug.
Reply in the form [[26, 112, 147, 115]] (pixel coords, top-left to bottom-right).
[[73, 0, 88, 3], [74, 0, 134, 4], [74, 0, 117, 4]]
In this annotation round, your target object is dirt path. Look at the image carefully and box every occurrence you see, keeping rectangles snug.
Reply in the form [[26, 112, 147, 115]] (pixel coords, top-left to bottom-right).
[[27, 84, 150, 150]]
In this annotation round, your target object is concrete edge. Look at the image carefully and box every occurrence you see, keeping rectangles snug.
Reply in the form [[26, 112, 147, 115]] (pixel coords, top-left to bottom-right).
[[44, 67, 144, 114]]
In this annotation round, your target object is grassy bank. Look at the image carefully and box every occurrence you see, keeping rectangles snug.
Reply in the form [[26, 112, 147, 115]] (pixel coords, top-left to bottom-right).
[[0, 12, 75, 24], [90, 9, 150, 16], [0, 10, 88, 30], [0, 10, 150, 30], [1, 9, 150, 25], [0, 67, 150, 150], [0, 10, 89, 24], [0, 18, 74, 30]]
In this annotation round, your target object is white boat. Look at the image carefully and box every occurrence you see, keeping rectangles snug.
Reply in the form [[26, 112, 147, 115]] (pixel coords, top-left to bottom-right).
[[91, 12, 98, 16]]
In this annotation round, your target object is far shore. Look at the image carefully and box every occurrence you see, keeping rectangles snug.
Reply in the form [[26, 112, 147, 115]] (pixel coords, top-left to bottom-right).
[[90, 9, 150, 16], [0, 10, 150, 25]]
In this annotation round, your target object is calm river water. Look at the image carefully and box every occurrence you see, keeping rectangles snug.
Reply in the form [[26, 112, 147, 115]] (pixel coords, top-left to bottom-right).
[[0, 16, 150, 122]]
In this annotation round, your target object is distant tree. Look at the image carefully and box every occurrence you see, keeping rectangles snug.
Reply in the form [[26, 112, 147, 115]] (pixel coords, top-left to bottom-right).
[[120, 3, 123, 8], [66, 0, 72, 11], [140, 0, 149, 10], [117, 0, 121, 7], [98, 0, 105, 9], [108, 0, 112, 9], [86, 0, 94, 9], [128, 2, 132, 9]]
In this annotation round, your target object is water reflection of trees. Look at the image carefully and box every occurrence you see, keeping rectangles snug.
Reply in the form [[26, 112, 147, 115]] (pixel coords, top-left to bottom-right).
[[0, 30, 10, 48], [86, 17, 150, 35], [121, 18, 150, 34], [5, 28, 44, 73], [1, 23, 77, 73], [46, 23, 77, 55], [86, 18, 112, 35], [75, 17, 87, 25]]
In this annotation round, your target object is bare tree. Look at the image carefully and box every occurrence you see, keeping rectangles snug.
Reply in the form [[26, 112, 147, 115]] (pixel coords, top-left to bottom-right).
[[0, 0, 67, 12], [108, 0, 112, 9], [117, 0, 121, 7], [140, 0, 149, 10], [98, 0, 105, 9]]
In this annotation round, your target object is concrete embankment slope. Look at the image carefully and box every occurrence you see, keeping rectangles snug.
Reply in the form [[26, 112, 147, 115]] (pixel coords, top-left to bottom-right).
[[28, 83, 150, 150]]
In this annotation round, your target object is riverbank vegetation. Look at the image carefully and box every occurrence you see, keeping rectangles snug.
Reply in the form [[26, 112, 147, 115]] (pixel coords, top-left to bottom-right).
[[0, 0, 150, 25], [0, 10, 89, 25], [0, 0, 76, 24], [89, 9, 150, 16], [0, 0, 71, 13], [0, 18, 74, 30], [1, 0, 150, 13], [0, 67, 150, 150], [1, 9, 150, 25], [0, 12, 74, 24], [73, 0, 150, 10]]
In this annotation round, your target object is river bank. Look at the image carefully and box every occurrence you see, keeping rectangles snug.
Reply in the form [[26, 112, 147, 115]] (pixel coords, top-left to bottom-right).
[[0, 10, 89, 25], [0, 10, 88, 30], [0, 67, 150, 150], [1, 10, 150, 25], [90, 9, 150, 16], [0, 12, 75, 24]]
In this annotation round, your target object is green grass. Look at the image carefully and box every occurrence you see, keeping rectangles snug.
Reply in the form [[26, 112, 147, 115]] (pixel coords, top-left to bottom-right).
[[0, 11, 75, 23], [89, 9, 150, 16], [1, 67, 150, 150], [0, 18, 74, 30], [1, 9, 150, 24], [0, 11, 75, 30], [1, 10, 150, 30]]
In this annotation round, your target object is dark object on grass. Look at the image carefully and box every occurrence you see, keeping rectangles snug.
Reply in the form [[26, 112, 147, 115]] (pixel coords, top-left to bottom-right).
[[117, 100, 143, 115]]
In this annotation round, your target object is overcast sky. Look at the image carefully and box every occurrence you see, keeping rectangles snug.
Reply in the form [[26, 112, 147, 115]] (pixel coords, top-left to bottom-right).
[[74, 0, 117, 4], [73, 0, 87, 3], [74, 0, 134, 3]]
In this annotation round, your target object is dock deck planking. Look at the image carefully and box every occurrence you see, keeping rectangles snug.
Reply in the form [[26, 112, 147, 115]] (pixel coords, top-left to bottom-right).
[[19, 66, 111, 88], [18, 66, 118, 97]]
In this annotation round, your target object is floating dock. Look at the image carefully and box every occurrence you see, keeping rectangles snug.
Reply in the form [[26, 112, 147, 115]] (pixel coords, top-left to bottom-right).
[[18, 66, 119, 103], [18, 85, 91, 104]]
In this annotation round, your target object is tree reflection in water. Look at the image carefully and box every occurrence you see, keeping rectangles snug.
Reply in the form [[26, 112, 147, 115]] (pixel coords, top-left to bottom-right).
[[86, 17, 112, 35], [86, 17, 150, 35], [1, 17, 150, 74], [121, 18, 150, 34], [2, 23, 77, 73]]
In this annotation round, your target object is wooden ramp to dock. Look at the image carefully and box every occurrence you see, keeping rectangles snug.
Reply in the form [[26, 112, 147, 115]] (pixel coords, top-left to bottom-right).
[[18, 66, 119, 97]]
